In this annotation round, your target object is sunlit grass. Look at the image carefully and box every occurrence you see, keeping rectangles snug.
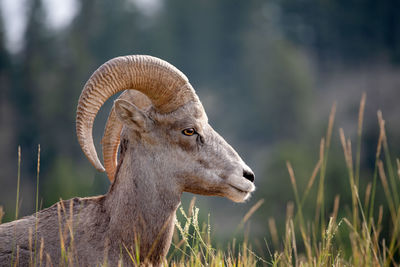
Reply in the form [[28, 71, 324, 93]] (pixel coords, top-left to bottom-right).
[[269, 93, 400, 266], [1, 93, 399, 266]]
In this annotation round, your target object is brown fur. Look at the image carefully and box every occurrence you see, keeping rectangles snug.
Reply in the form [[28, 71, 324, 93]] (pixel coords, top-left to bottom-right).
[[1, 74, 255, 266], [0, 101, 255, 267], [0, 102, 254, 266]]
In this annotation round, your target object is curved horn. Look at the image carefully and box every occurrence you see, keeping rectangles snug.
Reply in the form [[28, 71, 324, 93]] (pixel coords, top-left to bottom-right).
[[102, 90, 151, 181], [76, 55, 197, 172]]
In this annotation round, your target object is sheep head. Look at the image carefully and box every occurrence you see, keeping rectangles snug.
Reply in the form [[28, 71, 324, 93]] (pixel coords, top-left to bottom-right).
[[77, 55, 255, 203]]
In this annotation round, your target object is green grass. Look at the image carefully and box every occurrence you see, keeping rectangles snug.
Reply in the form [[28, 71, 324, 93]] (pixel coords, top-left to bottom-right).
[[1, 93, 399, 266]]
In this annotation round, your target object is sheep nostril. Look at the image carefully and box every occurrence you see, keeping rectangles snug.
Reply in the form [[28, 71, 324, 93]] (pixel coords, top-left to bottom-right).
[[243, 170, 255, 182]]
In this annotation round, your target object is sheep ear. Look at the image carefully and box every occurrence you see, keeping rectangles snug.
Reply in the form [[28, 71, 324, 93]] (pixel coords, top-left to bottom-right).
[[114, 99, 149, 131]]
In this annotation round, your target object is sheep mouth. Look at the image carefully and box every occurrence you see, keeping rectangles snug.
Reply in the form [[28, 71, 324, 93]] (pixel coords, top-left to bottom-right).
[[229, 184, 252, 194], [223, 175, 255, 202], [227, 184, 254, 202]]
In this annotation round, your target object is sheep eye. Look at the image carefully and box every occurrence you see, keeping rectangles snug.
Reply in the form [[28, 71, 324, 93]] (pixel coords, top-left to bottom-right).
[[182, 128, 196, 136]]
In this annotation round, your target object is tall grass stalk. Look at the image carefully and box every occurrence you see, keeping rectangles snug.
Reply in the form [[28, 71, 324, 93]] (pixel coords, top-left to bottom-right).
[[355, 92, 366, 189], [0, 206, 4, 224], [367, 111, 385, 225], [34, 144, 41, 267], [11, 146, 22, 267], [316, 103, 336, 233], [339, 128, 358, 229], [15, 146, 21, 220]]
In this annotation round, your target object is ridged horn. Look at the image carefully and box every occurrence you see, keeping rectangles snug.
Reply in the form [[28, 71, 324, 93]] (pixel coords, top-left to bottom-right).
[[102, 90, 151, 181], [76, 55, 197, 172]]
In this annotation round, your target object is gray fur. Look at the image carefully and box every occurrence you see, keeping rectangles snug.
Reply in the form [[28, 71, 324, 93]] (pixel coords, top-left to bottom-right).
[[0, 99, 255, 266]]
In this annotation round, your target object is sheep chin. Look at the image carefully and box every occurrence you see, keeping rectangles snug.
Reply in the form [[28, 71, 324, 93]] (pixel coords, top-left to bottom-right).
[[225, 177, 256, 203]]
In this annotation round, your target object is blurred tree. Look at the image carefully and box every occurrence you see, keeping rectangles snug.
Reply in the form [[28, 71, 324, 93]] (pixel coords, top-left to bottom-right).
[[278, 0, 400, 64], [0, 1, 13, 160], [0, 2, 19, 221], [11, 0, 52, 171]]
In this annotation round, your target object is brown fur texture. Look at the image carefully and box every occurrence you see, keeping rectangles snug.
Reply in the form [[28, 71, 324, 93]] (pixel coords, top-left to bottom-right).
[[0, 56, 255, 266]]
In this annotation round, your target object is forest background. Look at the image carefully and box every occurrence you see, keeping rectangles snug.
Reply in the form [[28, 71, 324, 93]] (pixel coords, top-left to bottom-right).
[[0, 0, 399, 259]]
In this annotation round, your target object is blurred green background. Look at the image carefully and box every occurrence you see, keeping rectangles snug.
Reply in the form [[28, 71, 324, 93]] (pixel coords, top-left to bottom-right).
[[0, 0, 399, 256]]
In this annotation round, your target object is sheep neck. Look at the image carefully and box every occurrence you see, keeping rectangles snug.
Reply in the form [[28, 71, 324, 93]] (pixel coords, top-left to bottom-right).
[[104, 140, 181, 263]]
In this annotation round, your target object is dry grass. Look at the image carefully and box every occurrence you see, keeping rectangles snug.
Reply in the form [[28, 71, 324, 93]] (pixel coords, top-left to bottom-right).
[[268, 94, 400, 266], [2, 93, 400, 266]]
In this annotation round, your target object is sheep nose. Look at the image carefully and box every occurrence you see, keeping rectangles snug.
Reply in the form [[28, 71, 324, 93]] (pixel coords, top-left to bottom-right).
[[243, 169, 255, 182]]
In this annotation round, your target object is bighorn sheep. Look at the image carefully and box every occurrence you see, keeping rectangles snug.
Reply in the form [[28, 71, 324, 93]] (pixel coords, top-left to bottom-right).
[[0, 55, 255, 266]]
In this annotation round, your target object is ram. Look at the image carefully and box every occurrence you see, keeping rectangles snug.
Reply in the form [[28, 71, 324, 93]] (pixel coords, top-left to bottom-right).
[[0, 55, 255, 266]]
